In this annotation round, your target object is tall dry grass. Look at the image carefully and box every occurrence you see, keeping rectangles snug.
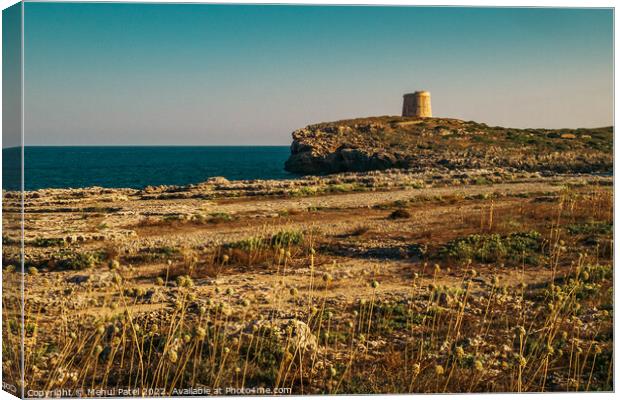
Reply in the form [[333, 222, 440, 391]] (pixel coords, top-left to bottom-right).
[[2, 187, 613, 394]]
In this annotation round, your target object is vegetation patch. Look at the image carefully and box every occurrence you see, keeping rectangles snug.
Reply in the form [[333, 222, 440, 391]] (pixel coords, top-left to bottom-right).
[[567, 222, 612, 235], [270, 230, 305, 247], [438, 231, 544, 265], [226, 230, 305, 252], [326, 183, 364, 193], [30, 237, 66, 247], [208, 212, 236, 223], [125, 246, 181, 264], [48, 250, 104, 270], [226, 236, 266, 252]]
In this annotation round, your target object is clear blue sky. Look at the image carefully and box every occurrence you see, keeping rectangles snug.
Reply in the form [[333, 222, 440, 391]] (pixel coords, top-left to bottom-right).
[[20, 4, 613, 145]]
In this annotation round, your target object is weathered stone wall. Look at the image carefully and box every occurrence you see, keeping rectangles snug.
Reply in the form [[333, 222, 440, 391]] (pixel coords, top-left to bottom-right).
[[402, 91, 432, 118]]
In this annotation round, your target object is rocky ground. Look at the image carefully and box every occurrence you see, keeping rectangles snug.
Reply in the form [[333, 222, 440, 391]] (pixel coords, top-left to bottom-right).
[[1, 168, 609, 263], [1, 169, 613, 394]]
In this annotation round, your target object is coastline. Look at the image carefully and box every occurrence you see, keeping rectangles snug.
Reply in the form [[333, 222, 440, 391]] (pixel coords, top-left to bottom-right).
[[2, 166, 613, 195]]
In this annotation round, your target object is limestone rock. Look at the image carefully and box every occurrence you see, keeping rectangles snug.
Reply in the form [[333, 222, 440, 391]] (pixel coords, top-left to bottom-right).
[[284, 116, 612, 175]]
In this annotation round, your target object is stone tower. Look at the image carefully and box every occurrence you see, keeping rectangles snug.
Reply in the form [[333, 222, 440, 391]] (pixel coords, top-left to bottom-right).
[[402, 91, 432, 118]]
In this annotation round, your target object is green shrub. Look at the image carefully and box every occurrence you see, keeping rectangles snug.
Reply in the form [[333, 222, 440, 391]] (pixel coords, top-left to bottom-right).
[[163, 214, 183, 222], [567, 222, 612, 235], [270, 230, 304, 247], [31, 237, 65, 247], [392, 200, 408, 208], [407, 180, 425, 189], [209, 212, 235, 223], [225, 230, 304, 254], [290, 186, 319, 197], [54, 250, 103, 270], [2, 235, 19, 245], [473, 177, 492, 185], [327, 183, 362, 193], [227, 236, 265, 252], [438, 231, 543, 265], [582, 264, 612, 282]]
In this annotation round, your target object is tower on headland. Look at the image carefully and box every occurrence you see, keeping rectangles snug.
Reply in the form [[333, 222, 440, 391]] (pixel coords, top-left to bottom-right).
[[402, 91, 432, 118]]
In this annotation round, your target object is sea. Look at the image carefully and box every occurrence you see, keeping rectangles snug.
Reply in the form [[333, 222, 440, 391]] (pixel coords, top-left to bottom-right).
[[2, 146, 297, 191]]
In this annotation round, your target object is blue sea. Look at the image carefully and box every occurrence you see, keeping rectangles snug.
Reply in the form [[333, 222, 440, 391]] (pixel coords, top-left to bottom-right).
[[2, 146, 297, 191]]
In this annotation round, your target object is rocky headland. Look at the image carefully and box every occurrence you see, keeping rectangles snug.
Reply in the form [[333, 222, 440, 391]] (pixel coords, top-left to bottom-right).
[[284, 116, 613, 175]]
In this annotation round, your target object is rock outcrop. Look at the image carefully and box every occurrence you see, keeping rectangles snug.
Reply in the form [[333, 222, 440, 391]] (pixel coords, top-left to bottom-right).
[[284, 116, 613, 175]]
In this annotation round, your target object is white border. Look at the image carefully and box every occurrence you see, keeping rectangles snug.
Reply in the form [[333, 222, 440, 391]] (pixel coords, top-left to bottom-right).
[[0, 1, 616, 400], [7, 0, 618, 5]]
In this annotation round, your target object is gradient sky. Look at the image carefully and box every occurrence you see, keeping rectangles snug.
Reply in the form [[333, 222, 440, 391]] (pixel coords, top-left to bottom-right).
[[19, 4, 614, 145]]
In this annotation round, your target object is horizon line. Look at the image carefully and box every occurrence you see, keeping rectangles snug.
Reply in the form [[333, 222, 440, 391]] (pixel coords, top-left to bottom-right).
[[2, 144, 292, 149]]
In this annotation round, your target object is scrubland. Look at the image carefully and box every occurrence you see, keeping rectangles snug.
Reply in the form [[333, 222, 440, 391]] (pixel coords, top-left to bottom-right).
[[2, 170, 613, 395]]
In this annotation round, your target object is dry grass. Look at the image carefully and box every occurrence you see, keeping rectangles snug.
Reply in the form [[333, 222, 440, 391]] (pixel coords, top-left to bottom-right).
[[2, 185, 613, 395]]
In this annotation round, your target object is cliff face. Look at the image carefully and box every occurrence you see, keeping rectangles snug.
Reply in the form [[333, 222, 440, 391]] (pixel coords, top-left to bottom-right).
[[284, 116, 613, 175]]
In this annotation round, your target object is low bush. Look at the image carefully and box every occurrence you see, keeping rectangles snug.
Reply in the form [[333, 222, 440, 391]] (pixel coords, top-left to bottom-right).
[[227, 236, 265, 252], [567, 222, 612, 235], [209, 212, 235, 223], [50, 250, 103, 270], [270, 230, 304, 247], [31, 237, 66, 247], [438, 231, 543, 265]]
